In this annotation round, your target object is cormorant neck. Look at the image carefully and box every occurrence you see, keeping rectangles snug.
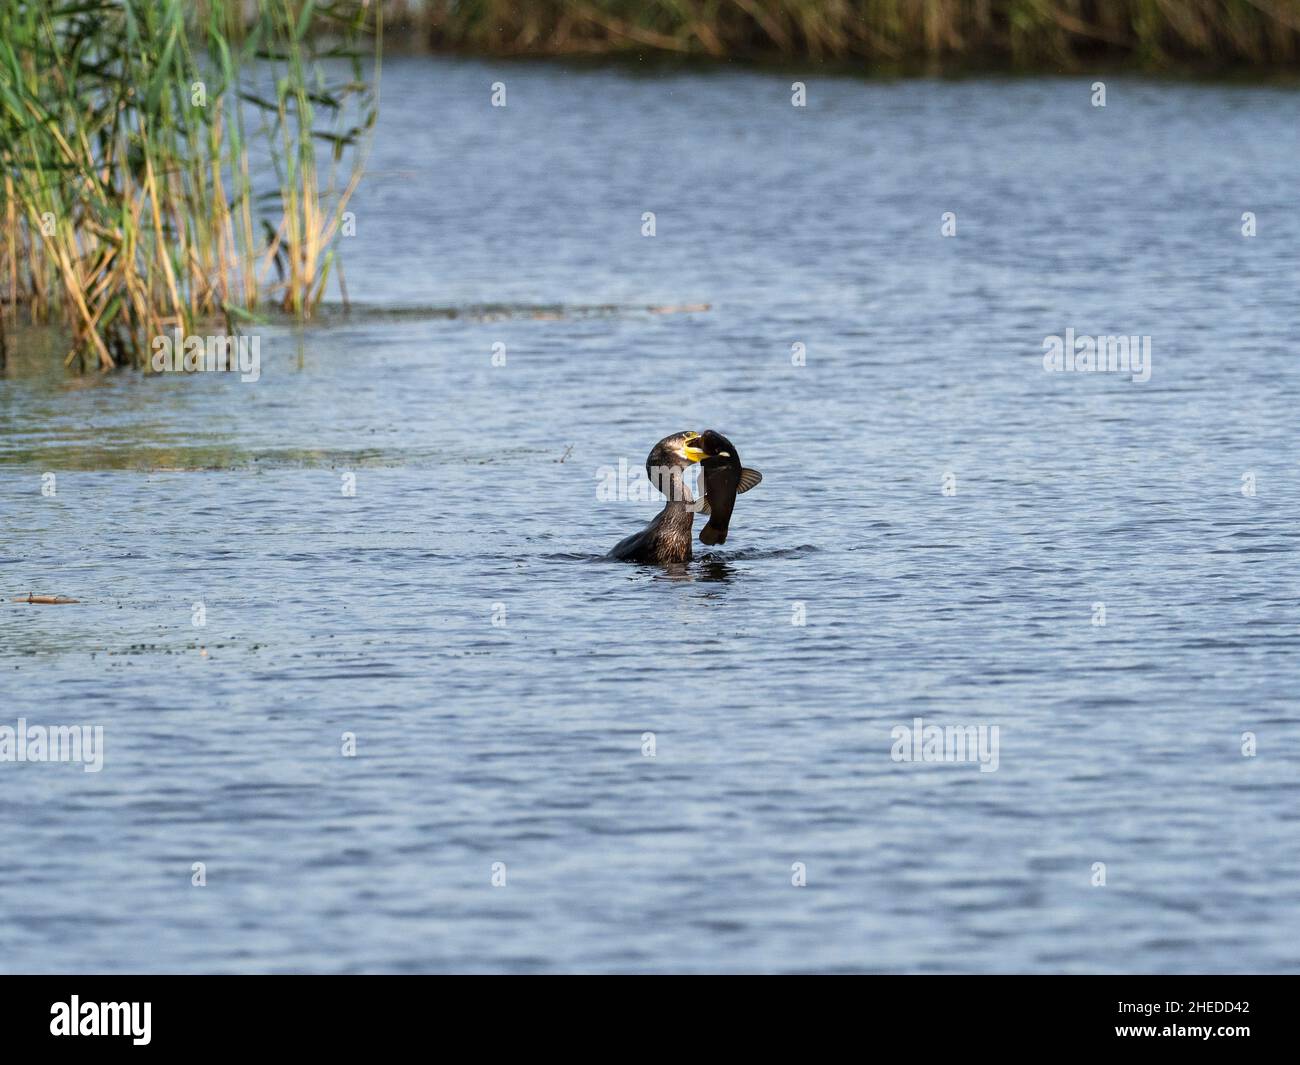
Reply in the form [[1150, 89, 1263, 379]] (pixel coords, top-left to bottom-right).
[[661, 465, 693, 512]]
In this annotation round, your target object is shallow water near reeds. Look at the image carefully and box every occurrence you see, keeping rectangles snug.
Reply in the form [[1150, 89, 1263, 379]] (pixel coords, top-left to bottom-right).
[[2, 59, 1299, 973]]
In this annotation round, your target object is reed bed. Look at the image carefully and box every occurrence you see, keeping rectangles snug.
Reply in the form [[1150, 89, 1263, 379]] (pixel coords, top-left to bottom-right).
[[0, 1, 379, 371], [392, 0, 1300, 67]]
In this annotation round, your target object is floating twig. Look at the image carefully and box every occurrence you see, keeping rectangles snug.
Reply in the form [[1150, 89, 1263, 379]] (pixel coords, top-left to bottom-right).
[[12, 593, 80, 604], [647, 303, 710, 314]]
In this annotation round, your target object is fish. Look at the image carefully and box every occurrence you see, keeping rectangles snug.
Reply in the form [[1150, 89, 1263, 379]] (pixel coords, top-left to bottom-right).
[[693, 430, 762, 545]]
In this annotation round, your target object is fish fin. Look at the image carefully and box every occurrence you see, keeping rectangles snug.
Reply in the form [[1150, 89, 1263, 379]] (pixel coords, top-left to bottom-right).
[[737, 468, 763, 493], [692, 470, 711, 513]]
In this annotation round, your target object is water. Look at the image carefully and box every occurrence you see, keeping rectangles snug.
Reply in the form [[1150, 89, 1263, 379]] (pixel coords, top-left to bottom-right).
[[2, 59, 1299, 973]]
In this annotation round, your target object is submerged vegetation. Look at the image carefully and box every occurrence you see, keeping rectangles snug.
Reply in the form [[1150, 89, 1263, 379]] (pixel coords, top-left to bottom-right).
[[398, 0, 1300, 68], [0, 1, 379, 371]]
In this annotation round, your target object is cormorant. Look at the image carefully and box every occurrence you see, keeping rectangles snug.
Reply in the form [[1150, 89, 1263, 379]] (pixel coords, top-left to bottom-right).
[[606, 431, 710, 564]]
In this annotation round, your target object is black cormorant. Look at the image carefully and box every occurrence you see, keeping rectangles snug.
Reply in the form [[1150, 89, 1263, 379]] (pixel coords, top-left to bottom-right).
[[606, 431, 710, 564]]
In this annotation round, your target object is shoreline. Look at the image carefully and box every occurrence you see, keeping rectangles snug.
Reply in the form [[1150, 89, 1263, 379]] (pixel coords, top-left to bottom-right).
[[374, 45, 1300, 82], [370, 0, 1300, 75]]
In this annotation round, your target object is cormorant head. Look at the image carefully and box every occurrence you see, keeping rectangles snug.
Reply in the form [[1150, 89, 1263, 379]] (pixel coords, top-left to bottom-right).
[[646, 431, 710, 498], [647, 431, 708, 471]]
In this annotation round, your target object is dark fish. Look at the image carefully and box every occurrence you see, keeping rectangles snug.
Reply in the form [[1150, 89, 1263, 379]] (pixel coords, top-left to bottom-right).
[[695, 430, 762, 545]]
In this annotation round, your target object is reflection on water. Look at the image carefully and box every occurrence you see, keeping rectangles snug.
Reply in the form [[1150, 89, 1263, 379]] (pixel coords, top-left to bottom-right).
[[2, 59, 1299, 974], [693, 558, 735, 583], [645, 558, 735, 583]]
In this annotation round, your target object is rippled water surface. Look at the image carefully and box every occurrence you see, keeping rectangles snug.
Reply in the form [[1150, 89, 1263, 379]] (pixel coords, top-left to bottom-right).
[[2, 60, 1299, 973]]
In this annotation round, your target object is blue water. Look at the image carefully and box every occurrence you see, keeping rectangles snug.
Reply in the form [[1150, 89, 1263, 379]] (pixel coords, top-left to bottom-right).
[[2, 59, 1298, 973]]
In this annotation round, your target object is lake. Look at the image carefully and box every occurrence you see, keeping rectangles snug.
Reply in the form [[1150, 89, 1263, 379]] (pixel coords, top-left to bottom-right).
[[1, 57, 1298, 973]]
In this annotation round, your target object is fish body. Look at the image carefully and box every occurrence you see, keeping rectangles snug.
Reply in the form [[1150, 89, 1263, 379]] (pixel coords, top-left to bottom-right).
[[696, 430, 762, 545]]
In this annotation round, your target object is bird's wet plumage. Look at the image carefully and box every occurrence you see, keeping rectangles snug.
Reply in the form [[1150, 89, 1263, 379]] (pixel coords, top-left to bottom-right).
[[606, 431, 706, 565]]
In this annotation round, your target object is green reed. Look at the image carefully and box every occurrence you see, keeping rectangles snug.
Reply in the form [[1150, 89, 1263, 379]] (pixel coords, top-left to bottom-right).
[[0, 0, 380, 370]]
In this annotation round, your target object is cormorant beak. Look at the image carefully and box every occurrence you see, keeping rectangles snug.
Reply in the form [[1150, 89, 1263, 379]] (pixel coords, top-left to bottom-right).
[[680, 432, 708, 463]]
